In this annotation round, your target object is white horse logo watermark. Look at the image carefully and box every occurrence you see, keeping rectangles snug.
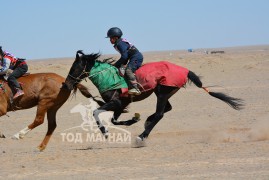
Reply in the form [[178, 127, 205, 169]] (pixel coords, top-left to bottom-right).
[[61, 98, 131, 144]]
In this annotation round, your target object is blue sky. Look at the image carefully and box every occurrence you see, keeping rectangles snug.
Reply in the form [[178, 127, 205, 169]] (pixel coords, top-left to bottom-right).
[[1, 0, 269, 59]]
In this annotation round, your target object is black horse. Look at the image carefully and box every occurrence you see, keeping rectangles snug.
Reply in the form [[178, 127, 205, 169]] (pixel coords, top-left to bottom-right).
[[64, 50, 244, 143]]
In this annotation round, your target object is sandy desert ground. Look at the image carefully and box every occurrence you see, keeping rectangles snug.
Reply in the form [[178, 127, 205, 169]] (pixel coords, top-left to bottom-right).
[[0, 45, 269, 179]]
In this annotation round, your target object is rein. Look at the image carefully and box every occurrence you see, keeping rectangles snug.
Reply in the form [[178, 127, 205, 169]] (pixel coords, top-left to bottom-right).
[[67, 61, 89, 83], [88, 66, 114, 78], [68, 58, 128, 94], [67, 61, 115, 83]]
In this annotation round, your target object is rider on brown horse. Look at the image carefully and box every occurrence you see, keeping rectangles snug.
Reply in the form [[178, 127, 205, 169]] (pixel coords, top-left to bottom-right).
[[0, 46, 28, 99]]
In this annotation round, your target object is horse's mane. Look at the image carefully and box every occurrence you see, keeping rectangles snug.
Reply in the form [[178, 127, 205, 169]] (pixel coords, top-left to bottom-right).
[[102, 57, 116, 65], [77, 50, 115, 65]]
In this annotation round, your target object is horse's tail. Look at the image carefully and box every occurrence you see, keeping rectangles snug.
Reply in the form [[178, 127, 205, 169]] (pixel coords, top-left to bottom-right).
[[74, 83, 105, 106], [187, 71, 244, 110]]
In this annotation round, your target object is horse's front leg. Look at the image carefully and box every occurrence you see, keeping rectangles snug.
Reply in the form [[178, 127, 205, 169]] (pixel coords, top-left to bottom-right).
[[95, 90, 139, 135], [93, 108, 109, 138], [12, 103, 47, 140], [111, 112, 141, 126], [12, 127, 31, 139], [110, 98, 140, 126]]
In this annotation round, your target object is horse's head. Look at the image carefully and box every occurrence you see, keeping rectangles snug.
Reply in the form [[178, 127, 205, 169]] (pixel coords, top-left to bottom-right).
[[64, 50, 100, 90]]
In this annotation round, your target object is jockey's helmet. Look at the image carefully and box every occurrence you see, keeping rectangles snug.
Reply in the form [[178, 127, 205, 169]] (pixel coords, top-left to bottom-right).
[[106, 27, 123, 38]]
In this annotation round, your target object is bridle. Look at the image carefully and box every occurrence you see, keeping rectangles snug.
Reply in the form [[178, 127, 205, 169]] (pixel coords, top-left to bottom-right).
[[67, 69, 88, 83], [67, 59, 89, 84], [67, 56, 115, 88]]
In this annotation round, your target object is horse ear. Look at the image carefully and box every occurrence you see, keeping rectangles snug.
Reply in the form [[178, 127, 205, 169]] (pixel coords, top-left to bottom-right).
[[76, 51, 80, 59], [76, 50, 84, 59], [77, 50, 84, 55]]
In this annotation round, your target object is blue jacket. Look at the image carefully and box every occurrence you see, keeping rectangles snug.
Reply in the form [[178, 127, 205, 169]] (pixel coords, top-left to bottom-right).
[[114, 38, 143, 71]]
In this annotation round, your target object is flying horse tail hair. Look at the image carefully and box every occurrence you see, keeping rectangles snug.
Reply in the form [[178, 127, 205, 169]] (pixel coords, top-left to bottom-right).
[[187, 71, 244, 110]]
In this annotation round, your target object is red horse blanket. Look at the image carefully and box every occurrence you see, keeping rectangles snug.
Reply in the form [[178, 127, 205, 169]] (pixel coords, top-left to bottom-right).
[[121, 61, 189, 95]]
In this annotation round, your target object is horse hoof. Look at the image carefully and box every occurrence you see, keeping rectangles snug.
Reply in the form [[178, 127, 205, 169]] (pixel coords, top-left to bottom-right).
[[104, 133, 109, 139], [0, 133, 5, 138], [37, 145, 46, 152], [11, 134, 20, 140], [133, 113, 141, 122], [135, 136, 146, 147], [136, 136, 144, 142]]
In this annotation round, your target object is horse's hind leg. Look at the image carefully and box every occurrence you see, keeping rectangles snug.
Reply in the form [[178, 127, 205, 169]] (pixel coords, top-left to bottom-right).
[[164, 101, 172, 113], [138, 86, 178, 141], [38, 108, 58, 151], [138, 96, 167, 141], [143, 100, 172, 130], [154, 86, 173, 113]]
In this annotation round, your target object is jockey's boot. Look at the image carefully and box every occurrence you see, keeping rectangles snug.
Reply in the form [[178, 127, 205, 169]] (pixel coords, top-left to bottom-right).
[[128, 83, 141, 95], [13, 88, 24, 99], [125, 68, 141, 95]]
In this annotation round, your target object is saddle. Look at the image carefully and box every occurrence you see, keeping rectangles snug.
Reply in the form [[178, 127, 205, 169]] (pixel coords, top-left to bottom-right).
[[117, 61, 189, 97]]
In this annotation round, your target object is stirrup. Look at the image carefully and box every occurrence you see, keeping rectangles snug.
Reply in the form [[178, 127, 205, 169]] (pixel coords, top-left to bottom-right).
[[128, 88, 141, 95]]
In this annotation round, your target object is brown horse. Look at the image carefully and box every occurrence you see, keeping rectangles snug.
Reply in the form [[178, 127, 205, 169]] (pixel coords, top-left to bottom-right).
[[0, 73, 94, 151]]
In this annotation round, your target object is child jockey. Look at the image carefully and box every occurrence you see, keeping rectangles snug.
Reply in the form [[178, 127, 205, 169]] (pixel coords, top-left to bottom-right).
[[0, 46, 28, 99], [106, 27, 143, 95]]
